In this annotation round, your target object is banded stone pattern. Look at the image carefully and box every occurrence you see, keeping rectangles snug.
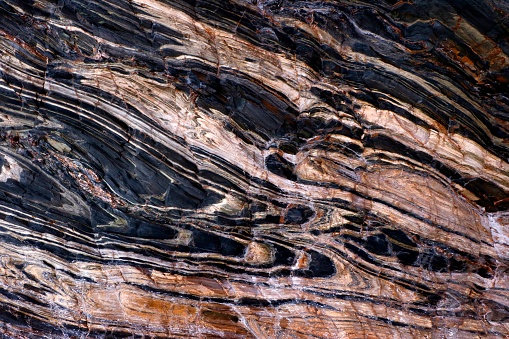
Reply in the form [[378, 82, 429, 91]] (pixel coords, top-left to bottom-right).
[[0, 0, 508, 337]]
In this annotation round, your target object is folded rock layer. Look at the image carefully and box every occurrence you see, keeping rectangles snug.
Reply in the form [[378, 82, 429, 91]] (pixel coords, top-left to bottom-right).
[[0, 0, 508, 337]]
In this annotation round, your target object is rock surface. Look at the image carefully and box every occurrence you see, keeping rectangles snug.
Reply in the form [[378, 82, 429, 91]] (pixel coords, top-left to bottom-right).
[[0, 0, 508, 337]]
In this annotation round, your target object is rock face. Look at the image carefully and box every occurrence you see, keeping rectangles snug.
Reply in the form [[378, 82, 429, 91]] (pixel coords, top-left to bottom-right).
[[0, 0, 508, 337]]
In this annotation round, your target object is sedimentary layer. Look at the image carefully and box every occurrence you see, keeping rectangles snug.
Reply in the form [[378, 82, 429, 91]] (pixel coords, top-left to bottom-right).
[[0, 0, 508, 337]]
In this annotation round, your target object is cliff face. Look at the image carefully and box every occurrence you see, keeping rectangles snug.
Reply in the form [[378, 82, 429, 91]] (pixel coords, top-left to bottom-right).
[[0, 0, 508, 337]]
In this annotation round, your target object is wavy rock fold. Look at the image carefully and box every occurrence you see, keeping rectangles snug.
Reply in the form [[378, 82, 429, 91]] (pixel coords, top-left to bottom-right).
[[0, 0, 508, 337]]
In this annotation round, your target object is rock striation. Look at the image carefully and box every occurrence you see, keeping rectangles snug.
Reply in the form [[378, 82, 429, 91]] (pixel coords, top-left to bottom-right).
[[0, 0, 508, 337]]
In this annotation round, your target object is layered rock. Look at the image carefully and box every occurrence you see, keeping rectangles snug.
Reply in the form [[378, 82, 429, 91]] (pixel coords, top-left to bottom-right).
[[0, 0, 508, 337]]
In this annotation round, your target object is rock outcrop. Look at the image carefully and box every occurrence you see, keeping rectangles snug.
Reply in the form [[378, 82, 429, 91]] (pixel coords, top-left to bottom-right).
[[0, 0, 508, 337]]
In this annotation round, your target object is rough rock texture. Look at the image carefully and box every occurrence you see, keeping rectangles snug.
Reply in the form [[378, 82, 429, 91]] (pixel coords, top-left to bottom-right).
[[0, 0, 508, 337]]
